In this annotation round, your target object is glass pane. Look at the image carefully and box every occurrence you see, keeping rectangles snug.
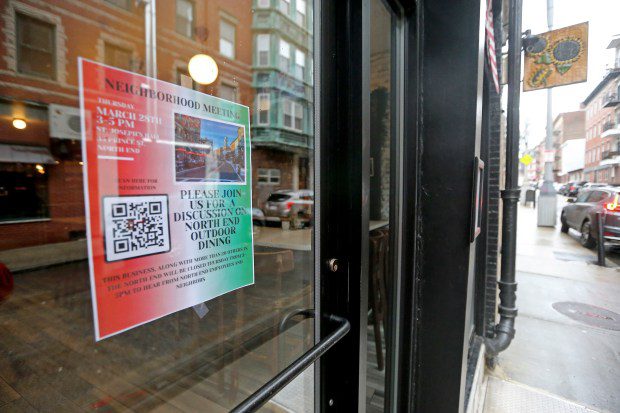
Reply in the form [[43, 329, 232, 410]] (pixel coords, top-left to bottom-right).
[[0, 1, 315, 412], [366, 0, 397, 411]]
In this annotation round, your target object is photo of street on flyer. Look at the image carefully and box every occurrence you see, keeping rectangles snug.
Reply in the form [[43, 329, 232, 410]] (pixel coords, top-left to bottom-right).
[[174, 113, 246, 184]]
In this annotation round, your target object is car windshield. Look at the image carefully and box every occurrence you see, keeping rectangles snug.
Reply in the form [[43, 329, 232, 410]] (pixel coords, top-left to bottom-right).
[[267, 194, 292, 202]]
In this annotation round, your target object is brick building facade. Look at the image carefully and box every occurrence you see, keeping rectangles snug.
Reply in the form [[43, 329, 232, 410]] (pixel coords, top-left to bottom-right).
[[582, 69, 620, 184], [0, 0, 278, 250], [552, 110, 585, 183]]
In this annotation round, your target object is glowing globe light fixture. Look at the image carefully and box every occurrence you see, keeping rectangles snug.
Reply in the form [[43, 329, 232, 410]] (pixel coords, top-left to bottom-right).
[[12, 118, 27, 129], [188, 54, 219, 85]]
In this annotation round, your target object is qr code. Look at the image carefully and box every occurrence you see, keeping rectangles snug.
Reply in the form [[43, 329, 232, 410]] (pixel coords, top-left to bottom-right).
[[102, 195, 170, 262]]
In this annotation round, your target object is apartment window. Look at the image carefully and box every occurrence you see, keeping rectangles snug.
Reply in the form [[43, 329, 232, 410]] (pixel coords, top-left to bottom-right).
[[219, 84, 238, 102], [282, 98, 303, 131], [257, 34, 270, 66], [104, 43, 133, 71], [257, 93, 270, 125], [176, 0, 194, 38], [105, 0, 132, 10], [220, 20, 236, 59], [176, 68, 197, 90], [279, 39, 290, 72], [295, 49, 305, 80], [258, 0, 270, 7], [283, 98, 293, 128], [258, 168, 280, 185], [280, 0, 291, 16], [16, 13, 56, 79], [296, 0, 307, 26], [294, 102, 303, 130]]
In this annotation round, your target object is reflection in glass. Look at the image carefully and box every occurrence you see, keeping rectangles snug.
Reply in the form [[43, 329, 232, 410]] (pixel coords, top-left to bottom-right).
[[0, 0, 314, 411], [367, 0, 395, 411]]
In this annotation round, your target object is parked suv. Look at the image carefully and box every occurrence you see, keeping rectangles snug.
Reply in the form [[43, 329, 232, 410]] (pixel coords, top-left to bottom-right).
[[560, 187, 620, 248], [263, 189, 314, 226]]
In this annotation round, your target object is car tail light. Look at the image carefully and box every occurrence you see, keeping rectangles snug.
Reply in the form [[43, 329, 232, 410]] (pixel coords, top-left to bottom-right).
[[286, 201, 294, 210], [605, 194, 620, 211]]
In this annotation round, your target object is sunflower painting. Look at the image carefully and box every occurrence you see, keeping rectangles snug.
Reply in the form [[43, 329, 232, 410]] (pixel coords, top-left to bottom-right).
[[523, 22, 588, 91]]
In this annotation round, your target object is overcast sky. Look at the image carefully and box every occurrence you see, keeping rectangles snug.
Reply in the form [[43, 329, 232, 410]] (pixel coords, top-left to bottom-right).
[[520, 0, 620, 148]]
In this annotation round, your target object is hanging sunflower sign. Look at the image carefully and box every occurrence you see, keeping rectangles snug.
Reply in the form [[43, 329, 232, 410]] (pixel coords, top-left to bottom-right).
[[523, 22, 588, 92]]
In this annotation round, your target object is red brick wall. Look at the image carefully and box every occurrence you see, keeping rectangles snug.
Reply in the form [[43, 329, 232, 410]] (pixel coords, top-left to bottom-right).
[[251, 148, 297, 209], [0, 0, 254, 251]]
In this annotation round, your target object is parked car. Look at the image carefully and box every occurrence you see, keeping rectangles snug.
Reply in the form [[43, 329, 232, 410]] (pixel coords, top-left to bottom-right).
[[263, 189, 314, 226], [565, 181, 588, 197], [252, 208, 266, 226], [560, 186, 620, 248], [580, 182, 607, 191]]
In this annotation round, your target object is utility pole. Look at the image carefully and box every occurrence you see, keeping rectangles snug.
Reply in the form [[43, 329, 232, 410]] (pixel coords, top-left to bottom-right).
[[143, 0, 157, 78], [537, 0, 557, 226]]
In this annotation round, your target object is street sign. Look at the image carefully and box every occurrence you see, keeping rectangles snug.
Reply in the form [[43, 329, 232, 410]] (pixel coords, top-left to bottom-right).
[[520, 154, 533, 166], [523, 22, 588, 91]]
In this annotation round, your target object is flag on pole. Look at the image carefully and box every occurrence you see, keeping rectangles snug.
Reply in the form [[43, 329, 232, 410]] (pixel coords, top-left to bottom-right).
[[485, 0, 500, 94]]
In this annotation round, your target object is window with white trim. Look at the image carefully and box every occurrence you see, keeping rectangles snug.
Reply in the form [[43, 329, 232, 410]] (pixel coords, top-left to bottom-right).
[[279, 39, 290, 72], [175, 0, 194, 38], [280, 0, 290, 16], [16, 13, 56, 79], [219, 84, 238, 102], [294, 102, 303, 131], [257, 93, 270, 125], [295, 49, 305, 80], [295, 0, 306, 26], [220, 19, 236, 59], [258, 168, 281, 185], [257, 34, 270, 66], [282, 98, 303, 131], [104, 42, 133, 71]]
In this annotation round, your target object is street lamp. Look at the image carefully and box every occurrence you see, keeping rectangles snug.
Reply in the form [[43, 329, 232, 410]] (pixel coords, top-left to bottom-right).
[[188, 54, 219, 85], [12, 118, 26, 129]]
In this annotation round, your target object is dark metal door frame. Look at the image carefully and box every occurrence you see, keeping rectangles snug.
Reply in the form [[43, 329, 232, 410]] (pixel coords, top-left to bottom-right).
[[317, 0, 370, 410], [232, 0, 487, 410]]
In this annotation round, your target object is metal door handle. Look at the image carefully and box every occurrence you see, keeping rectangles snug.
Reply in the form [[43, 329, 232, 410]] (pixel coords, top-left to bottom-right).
[[231, 314, 350, 413]]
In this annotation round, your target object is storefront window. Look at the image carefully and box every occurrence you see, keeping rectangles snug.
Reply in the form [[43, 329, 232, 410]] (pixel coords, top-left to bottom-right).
[[0, 163, 49, 223], [0, 1, 315, 411]]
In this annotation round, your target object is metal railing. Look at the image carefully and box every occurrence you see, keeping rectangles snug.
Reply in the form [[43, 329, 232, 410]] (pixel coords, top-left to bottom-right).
[[603, 121, 618, 132], [602, 93, 619, 108]]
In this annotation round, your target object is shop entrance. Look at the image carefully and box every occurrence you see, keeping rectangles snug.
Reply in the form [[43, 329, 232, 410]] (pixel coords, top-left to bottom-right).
[[0, 0, 410, 411]]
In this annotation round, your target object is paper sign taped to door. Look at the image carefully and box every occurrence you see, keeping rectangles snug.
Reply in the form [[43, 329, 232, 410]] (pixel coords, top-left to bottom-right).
[[79, 59, 254, 340]]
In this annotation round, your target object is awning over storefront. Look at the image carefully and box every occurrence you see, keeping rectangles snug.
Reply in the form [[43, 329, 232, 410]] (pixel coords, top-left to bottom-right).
[[0, 144, 56, 164]]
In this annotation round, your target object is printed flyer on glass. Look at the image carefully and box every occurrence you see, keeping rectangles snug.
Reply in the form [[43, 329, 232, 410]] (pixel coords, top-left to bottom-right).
[[78, 59, 254, 340]]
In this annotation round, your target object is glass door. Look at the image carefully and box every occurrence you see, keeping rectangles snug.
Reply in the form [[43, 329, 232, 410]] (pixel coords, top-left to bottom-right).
[[0, 0, 410, 410], [366, 0, 404, 412], [0, 1, 318, 411]]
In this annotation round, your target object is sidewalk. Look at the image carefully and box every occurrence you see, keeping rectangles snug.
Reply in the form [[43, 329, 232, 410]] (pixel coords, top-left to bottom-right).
[[482, 203, 620, 413]]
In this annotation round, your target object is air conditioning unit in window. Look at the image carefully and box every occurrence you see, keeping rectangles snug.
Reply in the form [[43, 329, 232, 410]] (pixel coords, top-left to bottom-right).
[[49, 104, 81, 140]]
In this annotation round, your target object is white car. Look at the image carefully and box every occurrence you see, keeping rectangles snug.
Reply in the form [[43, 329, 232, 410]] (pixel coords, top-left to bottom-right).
[[263, 189, 314, 226]]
